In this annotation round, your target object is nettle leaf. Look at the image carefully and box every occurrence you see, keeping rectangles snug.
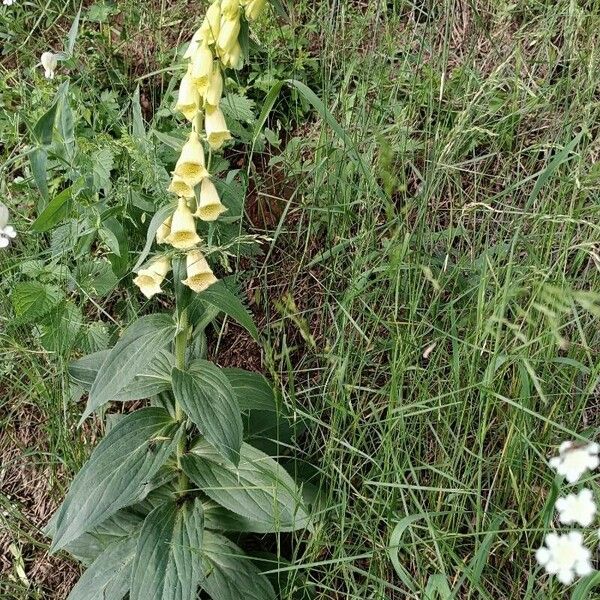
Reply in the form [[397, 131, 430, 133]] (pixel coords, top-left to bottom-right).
[[172, 363, 243, 466], [51, 408, 179, 551], [222, 93, 256, 124], [200, 531, 276, 600], [182, 440, 310, 532], [130, 498, 204, 600], [83, 314, 176, 421], [70, 348, 173, 402], [39, 300, 83, 355], [66, 536, 136, 600], [222, 368, 276, 412], [12, 281, 64, 324]]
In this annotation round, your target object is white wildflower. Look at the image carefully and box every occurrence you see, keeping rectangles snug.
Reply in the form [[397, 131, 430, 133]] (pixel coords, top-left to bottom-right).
[[41, 52, 58, 79], [549, 441, 600, 483], [0, 203, 16, 248], [536, 531, 593, 584], [3, 0, 15, 5], [556, 488, 597, 527]]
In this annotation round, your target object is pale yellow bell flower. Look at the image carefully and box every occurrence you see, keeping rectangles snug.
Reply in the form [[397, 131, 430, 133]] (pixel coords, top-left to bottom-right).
[[182, 250, 218, 293], [174, 131, 208, 186], [204, 69, 223, 107], [205, 105, 232, 150], [200, 1, 222, 44], [175, 68, 200, 121], [221, 0, 240, 19], [183, 28, 203, 60], [216, 16, 240, 55], [194, 178, 228, 221], [191, 43, 214, 91], [168, 175, 195, 199], [220, 41, 243, 70], [156, 216, 172, 244], [165, 198, 201, 249], [243, 0, 266, 20], [133, 256, 171, 299]]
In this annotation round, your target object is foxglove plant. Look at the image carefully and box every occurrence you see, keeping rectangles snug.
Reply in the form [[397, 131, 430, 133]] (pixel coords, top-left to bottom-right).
[[46, 2, 310, 598]]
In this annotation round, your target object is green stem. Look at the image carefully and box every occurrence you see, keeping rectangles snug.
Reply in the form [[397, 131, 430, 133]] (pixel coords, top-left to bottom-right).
[[174, 306, 190, 492]]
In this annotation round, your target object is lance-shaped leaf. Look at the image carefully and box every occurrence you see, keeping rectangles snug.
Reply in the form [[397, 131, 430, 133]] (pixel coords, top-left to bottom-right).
[[172, 363, 243, 466], [130, 498, 204, 600], [222, 368, 276, 412], [83, 314, 176, 421], [181, 440, 310, 532], [70, 349, 173, 402], [200, 531, 276, 600], [67, 536, 137, 600], [51, 408, 179, 552]]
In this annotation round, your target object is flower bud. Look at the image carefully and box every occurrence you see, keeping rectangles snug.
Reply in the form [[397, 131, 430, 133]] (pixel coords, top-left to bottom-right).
[[174, 131, 208, 186], [156, 216, 172, 244], [220, 41, 243, 70], [133, 256, 171, 298], [201, 1, 222, 44], [216, 15, 240, 55], [204, 69, 223, 107], [175, 69, 200, 121], [194, 178, 227, 221], [182, 250, 218, 293], [191, 43, 214, 91], [205, 105, 232, 150], [165, 198, 201, 249]]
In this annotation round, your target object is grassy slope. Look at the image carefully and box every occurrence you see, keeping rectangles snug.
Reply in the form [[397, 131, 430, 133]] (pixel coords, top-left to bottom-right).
[[2, 0, 600, 599]]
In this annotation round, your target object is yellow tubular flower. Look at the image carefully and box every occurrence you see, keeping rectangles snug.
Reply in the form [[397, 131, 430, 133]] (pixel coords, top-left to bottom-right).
[[205, 105, 232, 150], [182, 250, 218, 293], [166, 198, 201, 249], [204, 69, 223, 107], [195, 178, 227, 221], [168, 175, 195, 199], [216, 16, 240, 55], [221, 0, 240, 19], [200, 1, 222, 44], [191, 44, 214, 91], [184, 27, 203, 60], [243, 0, 266, 21], [133, 256, 171, 299], [174, 131, 208, 186], [156, 216, 172, 244], [176, 69, 200, 121], [221, 41, 243, 70]]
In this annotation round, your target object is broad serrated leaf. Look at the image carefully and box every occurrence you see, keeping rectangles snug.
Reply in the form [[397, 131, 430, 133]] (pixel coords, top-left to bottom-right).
[[222, 93, 256, 124], [70, 348, 173, 401], [223, 368, 276, 412], [182, 440, 309, 532], [67, 536, 136, 600], [84, 314, 176, 420], [172, 363, 242, 465], [73, 259, 118, 297], [51, 408, 179, 551], [191, 280, 259, 341], [39, 300, 82, 354], [91, 147, 114, 194], [12, 282, 64, 324], [130, 499, 204, 600], [203, 501, 282, 534], [200, 532, 276, 600]]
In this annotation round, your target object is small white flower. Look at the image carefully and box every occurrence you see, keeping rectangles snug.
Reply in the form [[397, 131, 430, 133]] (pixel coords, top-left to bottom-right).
[[536, 531, 593, 584], [40, 52, 58, 79], [556, 488, 597, 527], [549, 441, 599, 483], [3, 0, 16, 6], [0, 226, 16, 248]]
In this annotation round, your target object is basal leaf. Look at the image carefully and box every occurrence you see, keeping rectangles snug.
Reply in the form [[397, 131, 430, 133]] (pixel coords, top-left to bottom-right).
[[172, 363, 243, 465], [84, 314, 176, 421], [51, 408, 179, 551], [182, 440, 309, 532], [67, 536, 136, 600], [130, 498, 204, 600], [222, 368, 276, 412], [200, 531, 276, 600]]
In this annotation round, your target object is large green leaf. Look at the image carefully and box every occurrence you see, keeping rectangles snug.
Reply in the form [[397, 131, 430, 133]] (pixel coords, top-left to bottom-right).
[[12, 281, 64, 324], [51, 408, 179, 551], [32, 81, 69, 145], [32, 184, 75, 232], [67, 536, 136, 600], [222, 368, 276, 412], [130, 499, 204, 600], [70, 348, 173, 401], [190, 280, 259, 341], [172, 363, 243, 466], [200, 531, 276, 600], [84, 314, 176, 421], [29, 147, 49, 203], [182, 440, 309, 532]]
